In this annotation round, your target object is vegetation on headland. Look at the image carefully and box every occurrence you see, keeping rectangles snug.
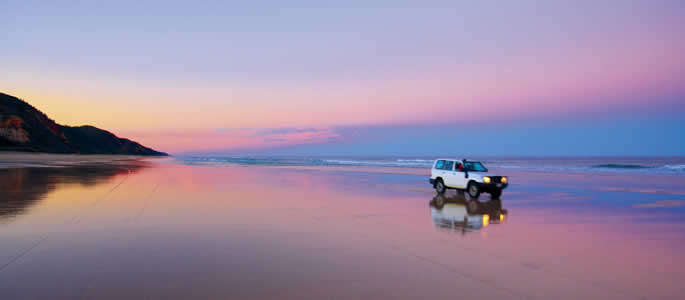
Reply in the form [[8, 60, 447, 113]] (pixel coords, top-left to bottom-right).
[[0, 92, 167, 156]]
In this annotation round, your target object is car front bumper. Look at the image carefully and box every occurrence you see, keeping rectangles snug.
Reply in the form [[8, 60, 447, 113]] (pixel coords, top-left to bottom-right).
[[479, 182, 508, 191]]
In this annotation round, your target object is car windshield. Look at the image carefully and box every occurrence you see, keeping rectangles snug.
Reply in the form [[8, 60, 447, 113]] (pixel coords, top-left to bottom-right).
[[464, 161, 487, 172]]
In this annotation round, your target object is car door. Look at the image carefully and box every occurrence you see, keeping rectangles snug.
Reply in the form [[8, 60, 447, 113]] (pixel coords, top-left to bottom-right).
[[453, 162, 468, 188], [442, 160, 457, 187]]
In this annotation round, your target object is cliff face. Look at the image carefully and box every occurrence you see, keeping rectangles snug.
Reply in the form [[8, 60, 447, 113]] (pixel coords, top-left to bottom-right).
[[0, 92, 167, 156]]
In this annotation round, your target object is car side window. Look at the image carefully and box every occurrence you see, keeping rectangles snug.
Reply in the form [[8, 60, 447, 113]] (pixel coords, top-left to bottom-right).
[[455, 163, 463, 171], [435, 160, 445, 169], [444, 161, 454, 171]]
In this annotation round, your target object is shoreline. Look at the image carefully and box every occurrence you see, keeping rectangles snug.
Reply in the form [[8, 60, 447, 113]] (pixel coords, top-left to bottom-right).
[[0, 152, 169, 168], [3, 153, 685, 197]]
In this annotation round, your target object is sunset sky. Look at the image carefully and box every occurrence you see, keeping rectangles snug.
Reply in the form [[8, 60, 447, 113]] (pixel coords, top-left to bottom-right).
[[2, 1, 684, 155]]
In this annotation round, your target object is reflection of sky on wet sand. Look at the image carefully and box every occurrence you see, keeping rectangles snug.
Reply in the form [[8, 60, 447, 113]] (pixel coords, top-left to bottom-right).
[[1, 162, 684, 299]]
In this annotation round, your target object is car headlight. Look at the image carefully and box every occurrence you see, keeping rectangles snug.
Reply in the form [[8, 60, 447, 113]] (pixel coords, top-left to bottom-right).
[[501, 177, 507, 184], [483, 176, 491, 183]]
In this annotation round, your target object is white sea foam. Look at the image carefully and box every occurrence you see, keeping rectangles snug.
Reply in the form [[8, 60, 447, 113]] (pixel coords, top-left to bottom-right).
[[177, 156, 685, 175], [663, 164, 685, 171]]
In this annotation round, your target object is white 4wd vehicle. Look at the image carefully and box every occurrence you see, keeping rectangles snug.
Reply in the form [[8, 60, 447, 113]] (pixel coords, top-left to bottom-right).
[[429, 159, 508, 199]]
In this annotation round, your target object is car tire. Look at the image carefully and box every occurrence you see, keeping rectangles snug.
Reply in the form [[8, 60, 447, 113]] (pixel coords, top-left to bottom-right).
[[467, 181, 480, 198], [490, 189, 502, 200], [435, 179, 446, 194]]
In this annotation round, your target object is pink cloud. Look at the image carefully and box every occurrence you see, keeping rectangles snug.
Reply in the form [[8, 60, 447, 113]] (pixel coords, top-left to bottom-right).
[[117, 127, 341, 153]]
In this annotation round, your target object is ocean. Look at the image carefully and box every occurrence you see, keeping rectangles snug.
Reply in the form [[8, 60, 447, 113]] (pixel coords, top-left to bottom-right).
[[177, 156, 685, 175]]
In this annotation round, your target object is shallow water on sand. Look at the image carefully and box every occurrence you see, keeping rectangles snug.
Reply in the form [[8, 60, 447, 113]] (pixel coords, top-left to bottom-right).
[[1, 160, 684, 299]]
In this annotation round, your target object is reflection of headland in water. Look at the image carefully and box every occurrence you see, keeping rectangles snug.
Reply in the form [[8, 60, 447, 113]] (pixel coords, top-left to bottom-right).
[[0, 163, 146, 222], [430, 194, 508, 233]]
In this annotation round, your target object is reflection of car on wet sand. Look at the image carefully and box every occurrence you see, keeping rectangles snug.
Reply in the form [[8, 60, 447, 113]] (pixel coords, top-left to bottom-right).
[[429, 194, 508, 232]]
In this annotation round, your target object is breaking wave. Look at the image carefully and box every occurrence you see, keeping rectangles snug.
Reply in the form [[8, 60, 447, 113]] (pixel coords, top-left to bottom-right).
[[178, 156, 685, 174]]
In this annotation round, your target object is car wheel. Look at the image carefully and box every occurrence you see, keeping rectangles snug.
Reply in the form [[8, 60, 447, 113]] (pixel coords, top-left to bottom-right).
[[435, 179, 446, 194], [467, 181, 480, 198], [490, 189, 502, 200]]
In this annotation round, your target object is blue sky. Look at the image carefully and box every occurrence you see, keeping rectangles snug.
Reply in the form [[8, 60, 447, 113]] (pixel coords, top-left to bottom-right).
[[2, 1, 684, 155]]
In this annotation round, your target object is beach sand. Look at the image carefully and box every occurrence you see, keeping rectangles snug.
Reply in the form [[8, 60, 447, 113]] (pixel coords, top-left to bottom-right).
[[1, 154, 684, 299]]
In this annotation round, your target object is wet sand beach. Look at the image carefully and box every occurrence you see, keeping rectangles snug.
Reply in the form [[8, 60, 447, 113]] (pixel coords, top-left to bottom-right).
[[1, 155, 684, 299]]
